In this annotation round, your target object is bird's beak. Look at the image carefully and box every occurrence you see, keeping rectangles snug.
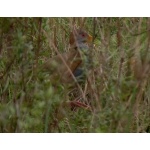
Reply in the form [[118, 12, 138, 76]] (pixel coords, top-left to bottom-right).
[[87, 34, 93, 43]]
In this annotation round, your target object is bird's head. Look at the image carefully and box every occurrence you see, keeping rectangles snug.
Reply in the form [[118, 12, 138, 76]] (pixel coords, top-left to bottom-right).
[[69, 27, 92, 48], [75, 29, 92, 43]]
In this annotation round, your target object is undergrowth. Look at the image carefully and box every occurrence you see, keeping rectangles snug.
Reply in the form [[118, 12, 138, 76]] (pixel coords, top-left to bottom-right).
[[0, 17, 149, 132]]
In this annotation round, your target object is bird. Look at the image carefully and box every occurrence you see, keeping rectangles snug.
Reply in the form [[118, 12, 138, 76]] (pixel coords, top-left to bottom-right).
[[42, 27, 93, 85], [42, 27, 93, 112]]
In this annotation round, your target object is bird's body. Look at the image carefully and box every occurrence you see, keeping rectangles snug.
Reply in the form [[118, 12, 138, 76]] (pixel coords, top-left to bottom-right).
[[42, 28, 92, 85]]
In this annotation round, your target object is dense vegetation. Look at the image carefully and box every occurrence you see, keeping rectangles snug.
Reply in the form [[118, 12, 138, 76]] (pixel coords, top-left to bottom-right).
[[0, 18, 149, 132]]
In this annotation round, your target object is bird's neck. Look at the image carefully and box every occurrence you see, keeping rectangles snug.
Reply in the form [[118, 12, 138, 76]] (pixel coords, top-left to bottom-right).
[[70, 42, 89, 52]]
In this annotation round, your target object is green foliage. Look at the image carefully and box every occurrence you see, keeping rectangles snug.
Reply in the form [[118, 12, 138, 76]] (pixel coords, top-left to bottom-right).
[[0, 18, 149, 132]]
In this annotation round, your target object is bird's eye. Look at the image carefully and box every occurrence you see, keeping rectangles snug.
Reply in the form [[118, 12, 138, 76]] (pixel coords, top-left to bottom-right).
[[82, 34, 85, 37]]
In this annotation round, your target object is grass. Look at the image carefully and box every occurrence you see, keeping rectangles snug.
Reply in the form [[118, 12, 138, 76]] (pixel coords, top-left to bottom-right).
[[0, 17, 149, 132]]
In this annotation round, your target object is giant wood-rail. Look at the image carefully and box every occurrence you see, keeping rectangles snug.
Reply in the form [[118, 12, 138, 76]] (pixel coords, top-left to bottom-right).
[[43, 27, 92, 85]]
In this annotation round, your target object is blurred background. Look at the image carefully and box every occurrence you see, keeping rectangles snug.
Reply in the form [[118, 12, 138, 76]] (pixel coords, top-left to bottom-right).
[[0, 17, 149, 132]]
